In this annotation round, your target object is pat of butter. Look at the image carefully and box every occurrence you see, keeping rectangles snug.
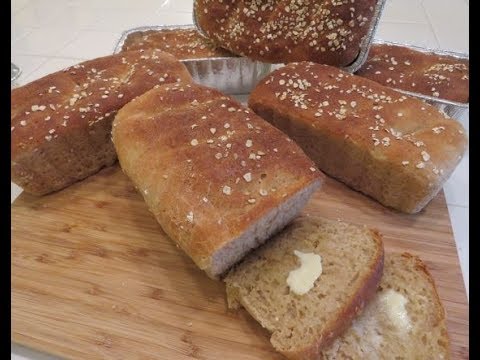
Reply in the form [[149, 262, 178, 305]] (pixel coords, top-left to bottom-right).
[[379, 289, 412, 332], [286, 250, 322, 295]]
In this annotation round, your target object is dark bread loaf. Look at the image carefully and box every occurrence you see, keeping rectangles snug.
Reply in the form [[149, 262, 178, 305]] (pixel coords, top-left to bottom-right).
[[356, 43, 469, 103], [120, 27, 233, 59], [249, 62, 468, 213], [194, 0, 378, 65], [11, 50, 192, 195]]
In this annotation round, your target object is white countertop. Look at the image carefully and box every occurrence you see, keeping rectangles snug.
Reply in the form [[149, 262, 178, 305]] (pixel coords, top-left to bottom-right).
[[11, 0, 469, 358]]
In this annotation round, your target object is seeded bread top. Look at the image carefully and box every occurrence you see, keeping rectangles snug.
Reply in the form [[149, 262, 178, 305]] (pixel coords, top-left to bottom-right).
[[11, 49, 192, 157], [356, 43, 469, 103], [195, 0, 378, 65], [121, 28, 233, 59], [249, 62, 468, 184], [112, 82, 323, 272]]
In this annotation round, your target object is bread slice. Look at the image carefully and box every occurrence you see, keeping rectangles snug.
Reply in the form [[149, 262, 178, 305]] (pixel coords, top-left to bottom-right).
[[321, 252, 450, 359], [112, 83, 323, 278], [225, 215, 384, 359]]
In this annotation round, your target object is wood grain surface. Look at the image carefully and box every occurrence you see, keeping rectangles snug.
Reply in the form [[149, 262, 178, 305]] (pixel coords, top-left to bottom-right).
[[11, 165, 469, 359]]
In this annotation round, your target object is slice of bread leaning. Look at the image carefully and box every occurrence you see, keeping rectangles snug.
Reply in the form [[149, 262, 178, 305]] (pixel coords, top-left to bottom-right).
[[321, 252, 450, 359], [225, 215, 384, 359]]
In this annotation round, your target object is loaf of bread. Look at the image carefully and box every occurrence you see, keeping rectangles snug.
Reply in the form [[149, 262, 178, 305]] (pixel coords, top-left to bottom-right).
[[112, 82, 323, 278], [356, 43, 469, 103], [322, 252, 449, 359], [225, 215, 384, 359], [249, 62, 468, 213], [120, 27, 233, 59], [11, 50, 192, 196], [194, 0, 378, 65]]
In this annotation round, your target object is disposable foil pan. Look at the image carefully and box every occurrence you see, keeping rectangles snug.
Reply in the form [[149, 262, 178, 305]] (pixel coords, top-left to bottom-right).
[[114, 25, 272, 95], [192, 0, 387, 73], [368, 39, 469, 120], [11, 63, 21, 85]]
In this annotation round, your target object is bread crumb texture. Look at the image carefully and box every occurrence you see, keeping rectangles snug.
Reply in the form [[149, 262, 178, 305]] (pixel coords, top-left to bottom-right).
[[225, 216, 384, 359], [322, 252, 449, 359]]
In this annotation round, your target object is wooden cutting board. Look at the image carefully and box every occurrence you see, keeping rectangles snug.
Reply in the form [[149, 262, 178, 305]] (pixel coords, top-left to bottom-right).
[[12, 165, 468, 359]]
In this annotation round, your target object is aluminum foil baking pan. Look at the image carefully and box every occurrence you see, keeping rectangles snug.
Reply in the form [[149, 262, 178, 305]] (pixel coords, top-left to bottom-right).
[[366, 39, 469, 120], [11, 63, 21, 84], [114, 25, 272, 95], [192, 0, 387, 73]]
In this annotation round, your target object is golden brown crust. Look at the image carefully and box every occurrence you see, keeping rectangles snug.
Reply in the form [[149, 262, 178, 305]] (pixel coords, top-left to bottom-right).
[[112, 83, 323, 275], [249, 62, 468, 213], [11, 50, 192, 195], [195, 0, 377, 65], [284, 229, 384, 360], [356, 43, 469, 103], [398, 252, 446, 324], [121, 27, 233, 59]]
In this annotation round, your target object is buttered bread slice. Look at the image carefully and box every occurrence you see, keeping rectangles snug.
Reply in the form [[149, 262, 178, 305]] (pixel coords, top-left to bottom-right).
[[322, 252, 450, 359], [225, 216, 384, 359]]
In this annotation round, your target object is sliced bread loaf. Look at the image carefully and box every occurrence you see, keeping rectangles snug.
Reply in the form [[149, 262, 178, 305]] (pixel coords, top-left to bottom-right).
[[225, 215, 384, 359], [321, 252, 450, 359], [112, 83, 323, 278]]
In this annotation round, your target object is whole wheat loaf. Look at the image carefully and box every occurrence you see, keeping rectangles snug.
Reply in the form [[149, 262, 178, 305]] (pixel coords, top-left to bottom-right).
[[112, 83, 323, 278], [249, 62, 468, 213], [11, 50, 192, 195], [194, 0, 378, 65], [356, 43, 469, 103], [120, 27, 233, 59]]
